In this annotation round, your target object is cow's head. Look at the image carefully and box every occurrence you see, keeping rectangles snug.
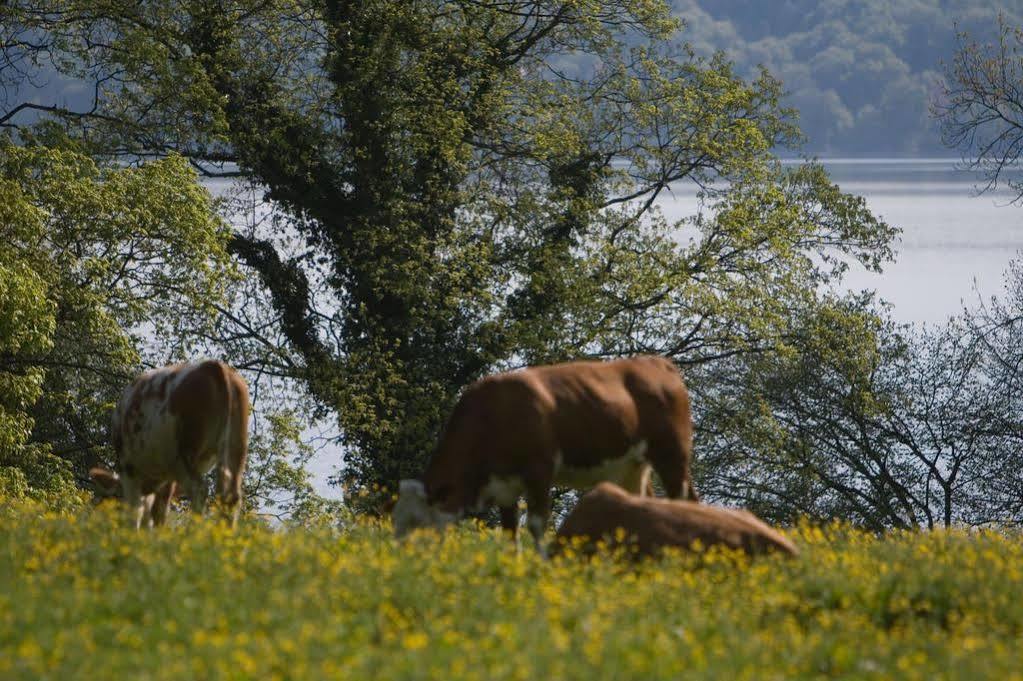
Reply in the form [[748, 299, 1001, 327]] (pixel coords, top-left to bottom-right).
[[89, 466, 123, 504], [392, 479, 457, 538]]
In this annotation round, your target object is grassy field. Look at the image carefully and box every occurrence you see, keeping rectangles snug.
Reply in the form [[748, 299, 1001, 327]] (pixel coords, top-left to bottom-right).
[[1, 500, 1022, 680]]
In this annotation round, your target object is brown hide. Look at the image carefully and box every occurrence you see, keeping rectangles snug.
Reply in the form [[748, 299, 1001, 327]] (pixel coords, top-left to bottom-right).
[[109, 360, 249, 528], [553, 482, 799, 558], [415, 355, 697, 543]]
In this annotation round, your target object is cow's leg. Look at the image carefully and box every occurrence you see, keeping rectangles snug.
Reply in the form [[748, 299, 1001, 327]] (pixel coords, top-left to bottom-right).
[[150, 482, 174, 527], [685, 477, 700, 502], [499, 505, 519, 539], [649, 430, 700, 501], [620, 462, 654, 496], [142, 493, 157, 528], [216, 461, 239, 527], [520, 424, 556, 555], [183, 474, 209, 519], [120, 475, 146, 530], [651, 454, 684, 500], [643, 475, 656, 497], [680, 439, 700, 502], [524, 486, 552, 558], [217, 465, 243, 527]]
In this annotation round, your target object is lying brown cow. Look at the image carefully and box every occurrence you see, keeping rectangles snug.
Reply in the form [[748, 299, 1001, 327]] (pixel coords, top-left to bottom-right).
[[89, 467, 176, 528], [100, 360, 250, 529], [553, 482, 798, 558], [392, 355, 698, 552]]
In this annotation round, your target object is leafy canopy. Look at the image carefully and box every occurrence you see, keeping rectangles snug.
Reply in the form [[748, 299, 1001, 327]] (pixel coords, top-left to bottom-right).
[[0, 139, 234, 498], [2, 2, 897, 502]]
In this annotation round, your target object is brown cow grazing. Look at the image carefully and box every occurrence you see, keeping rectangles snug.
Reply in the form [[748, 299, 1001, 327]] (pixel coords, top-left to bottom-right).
[[106, 360, 249, 529], [553, 482, 798, 559], [392, 355, 698, 553]]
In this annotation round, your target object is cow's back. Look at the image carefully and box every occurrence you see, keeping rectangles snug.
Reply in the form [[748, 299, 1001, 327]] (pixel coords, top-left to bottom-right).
[[442, 356, 688, 468], [115, 361, 234, 481], [538, 356, 688, 467], [555, 483, 798, 558]]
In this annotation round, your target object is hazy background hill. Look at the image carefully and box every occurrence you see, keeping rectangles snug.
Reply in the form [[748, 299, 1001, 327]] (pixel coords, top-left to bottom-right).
[[672, 0, 1023, 155]]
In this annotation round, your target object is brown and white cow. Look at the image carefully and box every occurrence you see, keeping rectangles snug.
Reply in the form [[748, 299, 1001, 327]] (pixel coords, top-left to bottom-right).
[[101, 360, 249, 529], [392, 355, 698, 552], [552, 482, 799, 559]]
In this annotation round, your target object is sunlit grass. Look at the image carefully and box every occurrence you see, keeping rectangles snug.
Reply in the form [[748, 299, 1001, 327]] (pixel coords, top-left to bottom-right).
[[1, 499, 1021, 680]]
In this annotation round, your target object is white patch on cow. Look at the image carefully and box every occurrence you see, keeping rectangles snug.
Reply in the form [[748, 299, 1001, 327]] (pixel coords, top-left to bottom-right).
[[392, 479, 457, 538], [553, 440, 650, 492], [479, 475, 525, 509]]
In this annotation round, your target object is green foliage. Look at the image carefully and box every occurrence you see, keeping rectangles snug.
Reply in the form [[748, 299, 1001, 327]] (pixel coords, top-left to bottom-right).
[[3, 2, 898, 506], [0, 139, 235, 492], [0, 254, 51, 460], [1, 507, 1022, 679], [8, 1, 1015, 155], [245, 409, 347, 524], [0, 151, 67, 498]]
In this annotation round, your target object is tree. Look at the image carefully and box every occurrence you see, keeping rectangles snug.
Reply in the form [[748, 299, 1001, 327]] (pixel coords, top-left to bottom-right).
[[934, 14, 1023, 202], [0, 140, 235, 496], [2, 1, 897, 502], [925, 13, 1023, 526], [700, 297, 1022, 530], [963, 259, 1023, 524], [0, 160, 64, 502]]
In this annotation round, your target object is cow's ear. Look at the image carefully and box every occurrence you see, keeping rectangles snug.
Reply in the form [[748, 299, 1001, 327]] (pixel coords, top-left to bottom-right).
[[89, 467, 121, 497]]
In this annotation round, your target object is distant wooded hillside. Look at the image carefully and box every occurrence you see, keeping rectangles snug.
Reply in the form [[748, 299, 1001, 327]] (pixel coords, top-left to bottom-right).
[[673, 0, 1023, 154], [7, 1, 1019, 156]]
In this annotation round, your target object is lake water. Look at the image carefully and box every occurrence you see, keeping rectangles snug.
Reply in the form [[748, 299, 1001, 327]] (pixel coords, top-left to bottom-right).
[[658, 158, 1023, 325], [826, 159, 1021, 324]]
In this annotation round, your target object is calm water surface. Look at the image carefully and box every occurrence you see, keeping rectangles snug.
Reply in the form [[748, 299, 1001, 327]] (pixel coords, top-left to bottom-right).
[[660, 158, 1023, 325], [827, 159, 1021, 325]]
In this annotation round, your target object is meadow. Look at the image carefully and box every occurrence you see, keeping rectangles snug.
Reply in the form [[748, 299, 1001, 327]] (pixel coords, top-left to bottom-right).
[[2, 500, 1022, 680]]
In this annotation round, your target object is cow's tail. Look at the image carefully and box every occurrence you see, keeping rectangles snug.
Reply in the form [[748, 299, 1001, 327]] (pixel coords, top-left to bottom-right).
[[217, 366, 249, 525]]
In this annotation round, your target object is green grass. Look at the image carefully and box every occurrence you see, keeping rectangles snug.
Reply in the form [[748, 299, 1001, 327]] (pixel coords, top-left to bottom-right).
[[1, 500, 1021, 680]]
